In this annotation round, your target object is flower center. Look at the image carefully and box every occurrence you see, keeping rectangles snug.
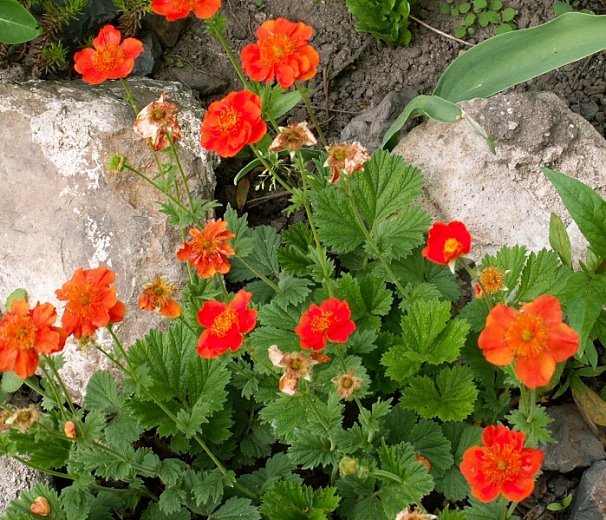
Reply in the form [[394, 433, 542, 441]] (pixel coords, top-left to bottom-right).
[[483, 444, 522, 484], [216, 107, 240, 135], [479, 266, 505, 293], [310, 311, 333, 334], [68, 283, 99, 318], [259, 34, 296, 65], [505, 312, 549, 357], [443, 238, 463, 260], [211, 309, 238, 337], [93, 45, 126, 72], [2, 315, 36, 351]]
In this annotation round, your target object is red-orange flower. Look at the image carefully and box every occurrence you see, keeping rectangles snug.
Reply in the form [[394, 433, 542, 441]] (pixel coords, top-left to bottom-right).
[[421, 221, 471, 271], [196, 290, 257, 358], [150, 0, 221, 21], [201, 90, 267, 158], [325, 142, 370, 183], [73, 25, 143, 85], [176, 220, 235, 278], [56, 266, 126, 339], [478, 295, 579, 388], [0, 299, 67, 379], [241, 18, 320, 89], [295, 298, 356, 351], [138, 276, 181, 318], [460, 424, 543, 503], [133, 92, 182, 151]]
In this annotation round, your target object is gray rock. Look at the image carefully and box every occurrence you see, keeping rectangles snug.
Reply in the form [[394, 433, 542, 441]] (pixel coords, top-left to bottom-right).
[[541, 404, 606, 473], [393, 91, 606, 262], [0, 78, 215, 403], [569, 460, 606, 520], [131, 31, 162, 78], [580, 101, 600, 121], [0, 457, 50, 514], [340, 88, 418, 152]]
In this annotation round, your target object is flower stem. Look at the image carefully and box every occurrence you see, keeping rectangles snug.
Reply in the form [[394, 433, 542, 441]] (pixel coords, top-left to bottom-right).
[[249, 144, 296, 195], [215, 274, 230, 301], [168, 133, 195, 212], [296, 81, 328, 148], [238, 255, 282, 293], [341, 176, 411, 300], [42, 356, 76, 417], [13, 454, 77, 480], [506, 501, 519, 518], [37, 364, 69, 422]]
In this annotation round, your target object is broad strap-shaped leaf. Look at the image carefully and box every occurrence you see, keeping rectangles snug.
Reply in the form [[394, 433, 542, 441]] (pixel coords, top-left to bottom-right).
[[543, 167, 606, 259], [549, 212, 573, 267], [0, 0, 41, 44], [400, 366, 478, 421]]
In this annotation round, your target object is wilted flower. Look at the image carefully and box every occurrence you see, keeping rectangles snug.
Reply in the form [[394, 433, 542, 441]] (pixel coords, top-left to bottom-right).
[[56, 266, 125, 339], [201, 90, 266, 158], [4, 405, 41, 432], [460, 424, 543, 503], [478, 295, 579, 388], [268, 122, 317, 157], [421, 221, 471, 272], [295, 297, 356, 351], [196, 290, 257, 358], [73, 25, 143, 84], [325, 142, 370, 183], [241, 18, 320, 89], [0, 299, 67, 378], [134, 92, 182, 151], [138, 276, 181, 318], [150, 0, 221, 21], [332, 369, 362, 399], [64, 420, 77, 439], [338, 456, 359, 476], [268, 345, 329, 395], [30, 496, 51, 517], [176, 220, 235, 278], [395, 507, 437, 520]]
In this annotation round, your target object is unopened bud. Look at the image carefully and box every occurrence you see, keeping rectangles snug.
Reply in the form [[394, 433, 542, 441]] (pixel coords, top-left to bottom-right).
[[416, 455, 431, 472], [64, 421, 77, 439], [338, 456, 358, 476], [30, 496, 51, 516]]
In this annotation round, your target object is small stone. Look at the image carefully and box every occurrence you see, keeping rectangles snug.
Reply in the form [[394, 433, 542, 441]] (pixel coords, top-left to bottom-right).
[[569, 460, 606, 520], [579, 101, 599, 121]]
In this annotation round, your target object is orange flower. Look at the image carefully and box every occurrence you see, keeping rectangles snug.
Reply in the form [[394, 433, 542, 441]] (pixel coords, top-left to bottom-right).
[[478, 295, 579, 388], [133, 92, 182, 151], [196, 290, 257, 358], [138, 276, 181, 318], [268, 345, 329, 395], [56, 266, 126, 339], [268, 122, 317, 157], [324, 142, 370, 183], [73, 25, 143, 85], [240, 18, 320, 89], [421, 221, 471, 271], [150, 0, 221, 21], [0, 299, 67, 379], [295, 298, 356, 351], [460, 424, 543, 503], [201, 90, 267, 158], [176, 220, 235, 278]]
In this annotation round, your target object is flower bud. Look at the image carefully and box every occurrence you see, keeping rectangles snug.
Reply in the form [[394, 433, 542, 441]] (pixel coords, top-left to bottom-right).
[[30, 496, 51, 516], [64, 420, 77, 439]]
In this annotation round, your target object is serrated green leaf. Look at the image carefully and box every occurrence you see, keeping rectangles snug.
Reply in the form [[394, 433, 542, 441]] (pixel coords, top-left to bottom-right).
[[228, 225, 281, 282], [401, 366, 478, 421], [358, 273, 393, 317], [85, 370, 121, 414], [372, 206, 430, 262], [223, 205, 253, 256], [158, 458, 185, 486], [211, 497, 261, 520], [261, 480, 340, 520], [464, 496, 505, 519], [2, 483, 65, 520], [337, 476, 386, 520], [238, 453, 299, 495], [184, 468, 228, 507], [516, 249, 571, 301], [61, 479, 95, 520], [142, 502, 191, 520], [274, 274, 313, 308], [439, 508, 467, 520], [159, 486, 187, 514], [506, 404, 553, 447], [543, 168, 606, 259], [288, 432, 340, 468]]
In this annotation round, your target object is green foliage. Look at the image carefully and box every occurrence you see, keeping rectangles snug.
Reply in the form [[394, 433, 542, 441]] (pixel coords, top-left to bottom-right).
[[261, 481, 340, 520], [2, 483, 64, 520], [464, 497, 508, 520], [506, 404, 553, 447], [400, 365, 478, 421], [345, 0, 414, 46], [0, 0, 41, 44], [444, 0, 516, 39]]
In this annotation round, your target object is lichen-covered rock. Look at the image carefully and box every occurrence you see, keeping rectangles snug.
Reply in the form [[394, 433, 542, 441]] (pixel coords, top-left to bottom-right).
[[393, 91, 606, 262]]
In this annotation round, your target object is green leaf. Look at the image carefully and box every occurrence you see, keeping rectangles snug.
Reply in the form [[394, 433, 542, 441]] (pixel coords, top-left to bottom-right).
[[0, 0, 41, 44], [288, 432, 341, 469], [506, 404, 553, 447], [211, 498, 261, 520], [274, 274, 312, 308], [464, 497, 504, 520], [382, 300, 469, 383], [266, 88, 303, 120], [439, 508, 467, 520], [261, 481, 340, 520], [382, 95, 463, 147], [543, 167, 606, 259], [158, 458, 185, 486], [2, 483, 65, 520], [459, 2, 471, 13], [229, 225, 281, 282], [501, 6, 516, 21], [238, 453, 299, 496], [5, 288, 27, 309], [1, 371, 23, 393], [185, 468, 228, 507], [400, 365, 478, 421], [85, 370, 121, 414], [561, 271, 606, 361], [549, 213, 573, 267], [372, 206, 431, 262], [223, 205, 253, 256], [516, 249, 571, 301], [435, 13, 606, 103], [159, 486, 187, 515]]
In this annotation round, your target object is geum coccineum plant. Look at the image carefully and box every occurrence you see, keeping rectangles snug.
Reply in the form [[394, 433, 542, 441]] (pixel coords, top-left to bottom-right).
[[3, 4, 605, 520]]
